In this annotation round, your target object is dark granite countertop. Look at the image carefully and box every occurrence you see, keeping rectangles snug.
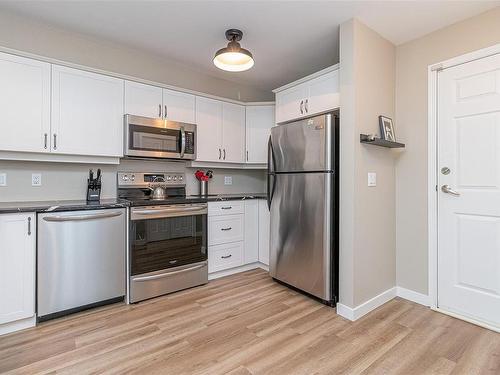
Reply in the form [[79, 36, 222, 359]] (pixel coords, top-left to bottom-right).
[[0, 198, 129, 214], [0, 194, 266, 213], [203, 193, 267, 201]]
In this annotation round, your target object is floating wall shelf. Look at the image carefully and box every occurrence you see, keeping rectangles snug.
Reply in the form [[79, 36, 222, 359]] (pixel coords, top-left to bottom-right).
[[360, 134, 405, 149]]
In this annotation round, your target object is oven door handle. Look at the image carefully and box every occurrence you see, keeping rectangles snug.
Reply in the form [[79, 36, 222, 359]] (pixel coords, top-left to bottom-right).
[[133, 206, 207, 216], [133, 263, 206, 282]]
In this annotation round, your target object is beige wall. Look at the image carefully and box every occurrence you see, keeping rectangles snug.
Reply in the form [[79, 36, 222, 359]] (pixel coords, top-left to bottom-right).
[[0, 159, 266, 202], [395, 7, 500, 295], [0, 10, 272, 102], [340, 19, 396, 307]]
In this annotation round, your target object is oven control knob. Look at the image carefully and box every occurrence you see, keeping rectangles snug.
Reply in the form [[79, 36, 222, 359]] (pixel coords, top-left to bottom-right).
[[122, 175, 129, 181], [131, 175, 135, 181], [166, 176, 172, 181], [179, 176, 183, 181], [173, 176, 177, 181]]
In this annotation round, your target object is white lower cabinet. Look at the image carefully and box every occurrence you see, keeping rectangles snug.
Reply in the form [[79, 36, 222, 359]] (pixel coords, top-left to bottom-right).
[[208, 242, 244, 273], [258, 200, 270, 266], [208, 199, 270, 276], [0, 213, 36, 335]]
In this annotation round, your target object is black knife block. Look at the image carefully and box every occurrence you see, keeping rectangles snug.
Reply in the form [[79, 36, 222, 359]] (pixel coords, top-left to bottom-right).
[[87, 168, 102, 202]]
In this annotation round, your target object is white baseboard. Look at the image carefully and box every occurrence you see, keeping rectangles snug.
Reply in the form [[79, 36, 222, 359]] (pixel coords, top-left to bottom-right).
[[396, 286, 431, 306], [208, 262, 268, 280], [0, 316, 36, 336], [337, 287, 397, 321]]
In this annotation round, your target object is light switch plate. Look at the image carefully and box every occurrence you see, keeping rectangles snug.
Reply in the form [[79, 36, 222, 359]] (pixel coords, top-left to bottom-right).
[[0, 173, 6, 186], [224, 176, 233, 185], [32, 173, 42, 186], [368, 172, 377, 187]]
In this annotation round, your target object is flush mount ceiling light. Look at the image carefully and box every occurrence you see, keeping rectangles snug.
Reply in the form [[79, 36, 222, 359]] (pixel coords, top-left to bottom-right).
[[213, 29, 254, 72]]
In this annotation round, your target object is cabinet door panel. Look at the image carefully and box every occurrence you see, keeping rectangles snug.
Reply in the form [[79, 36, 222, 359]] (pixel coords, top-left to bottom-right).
[[51, 65, 124, 157], [244, 200, 259, 264], [0, 213, 35, 325], [275, 83, 307, 124], [163, 89, 195, 123], [209, 242, 244, 273], [0, 53, 50, 153], [124, 81, 162, 118], [306, 70, 339, 115], [195, 96, 222, 162], [222, 102, 245, 163], [258, 200, 270, 266], [246, 105, 274, 163]]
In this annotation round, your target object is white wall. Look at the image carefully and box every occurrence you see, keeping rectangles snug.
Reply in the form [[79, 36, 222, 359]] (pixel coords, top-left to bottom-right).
[[339, 19, 397, 308], [0, 160, 266, 202], [395, 6, 500, 295], [0, 10, 272, 102]]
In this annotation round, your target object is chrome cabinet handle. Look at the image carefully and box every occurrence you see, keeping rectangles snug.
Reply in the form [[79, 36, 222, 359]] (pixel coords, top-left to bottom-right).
[[305, 99, 308, 113], [246, 150, 249, 161], [221, 227, 232, 231], [221, 206, 232, 210], [300, 100, 304, 114], [221, 255, 232, 259], [159, 104, 162, 118], [441, 185, 460, 196], [223, 149, 226, 160], [44, 133, 48, 149], [53, 134, 57, 150], [43, 211, 123, 222], [164, 105, 167, 118], [219, 148, 221, 160], [27, 217, 31, 236]]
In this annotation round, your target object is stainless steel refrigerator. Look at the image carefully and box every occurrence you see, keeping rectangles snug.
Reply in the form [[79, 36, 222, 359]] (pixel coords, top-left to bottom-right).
[[267, 112, 339, 305]]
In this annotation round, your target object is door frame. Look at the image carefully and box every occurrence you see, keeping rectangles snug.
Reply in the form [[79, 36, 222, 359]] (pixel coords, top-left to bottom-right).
[[427, 43, 500, 330]]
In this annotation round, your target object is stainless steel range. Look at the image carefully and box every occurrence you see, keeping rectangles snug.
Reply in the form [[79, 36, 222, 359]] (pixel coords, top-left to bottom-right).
[[118, 171, 208, 303]]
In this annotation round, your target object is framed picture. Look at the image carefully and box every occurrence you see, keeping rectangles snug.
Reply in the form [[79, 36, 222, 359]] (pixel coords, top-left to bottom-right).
[[379, 116, 396, 142]]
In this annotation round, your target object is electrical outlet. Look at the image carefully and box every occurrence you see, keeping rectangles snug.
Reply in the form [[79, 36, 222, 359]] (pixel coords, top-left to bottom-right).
[[0, 173, 6, 186], [224, 176, 233, 185], [368, 172, 377, 187], [32, 173, 42, 186]]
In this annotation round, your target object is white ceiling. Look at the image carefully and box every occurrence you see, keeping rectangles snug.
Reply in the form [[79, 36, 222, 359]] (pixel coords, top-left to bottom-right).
[[0, 1, 498, 92]]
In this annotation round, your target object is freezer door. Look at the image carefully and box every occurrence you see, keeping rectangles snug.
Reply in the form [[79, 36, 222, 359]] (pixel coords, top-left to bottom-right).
[[269, 172, 333, 301], [270, 113, 334, 172]]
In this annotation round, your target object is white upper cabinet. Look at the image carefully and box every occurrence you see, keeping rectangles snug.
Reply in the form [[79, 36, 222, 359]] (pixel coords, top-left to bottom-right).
[[0, 213, 35, 327], [196, 96, 223, 162], [0, 52, 50, 153], [275, 68, 339, 124], [163, 89, 196, 124], [124, 81, 195, 123], [246, 105, 275, 163], [124, 81, 163, 118], [195, 97, 245, 163], [306, 70, 340, 116], [222, 102, 245, 163], [275, 83, 308, 124], [51, 65, 124, 157]]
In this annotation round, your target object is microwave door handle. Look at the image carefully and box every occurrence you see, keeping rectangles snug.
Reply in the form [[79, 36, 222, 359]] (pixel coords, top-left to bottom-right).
[[180, 126, 186, 158]]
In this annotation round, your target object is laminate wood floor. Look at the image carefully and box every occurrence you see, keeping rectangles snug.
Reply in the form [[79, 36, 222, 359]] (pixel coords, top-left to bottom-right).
[[1, 269, 499, 374]]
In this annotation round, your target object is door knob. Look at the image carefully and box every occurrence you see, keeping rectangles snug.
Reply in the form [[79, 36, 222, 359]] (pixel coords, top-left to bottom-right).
[[441, 184, 460, 196]]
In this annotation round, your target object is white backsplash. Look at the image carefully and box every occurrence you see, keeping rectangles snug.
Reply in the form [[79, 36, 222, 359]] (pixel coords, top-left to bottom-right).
[[0, 159, 266, 202]]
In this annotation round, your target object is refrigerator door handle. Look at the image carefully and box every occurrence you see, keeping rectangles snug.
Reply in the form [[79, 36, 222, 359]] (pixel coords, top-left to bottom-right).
[[267, 136, 276, 210]]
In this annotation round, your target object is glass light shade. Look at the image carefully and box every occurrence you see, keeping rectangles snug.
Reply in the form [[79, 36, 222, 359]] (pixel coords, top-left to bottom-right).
[[213, 41, 254, 72]]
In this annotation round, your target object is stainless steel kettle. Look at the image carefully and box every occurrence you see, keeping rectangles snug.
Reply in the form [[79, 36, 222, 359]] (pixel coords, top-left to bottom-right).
[[149, 177, 167, 200]]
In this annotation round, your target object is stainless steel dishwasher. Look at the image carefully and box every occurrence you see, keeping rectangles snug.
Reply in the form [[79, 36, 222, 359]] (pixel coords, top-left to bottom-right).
[[37, 208, 126, 321]]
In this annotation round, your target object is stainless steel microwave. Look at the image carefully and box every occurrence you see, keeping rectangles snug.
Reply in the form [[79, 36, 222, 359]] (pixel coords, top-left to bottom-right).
[[124, 114, 196, 160]]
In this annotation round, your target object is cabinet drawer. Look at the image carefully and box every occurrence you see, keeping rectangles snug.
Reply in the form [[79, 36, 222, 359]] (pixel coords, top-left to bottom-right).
[[208, 242, 244, 273], [208, 201, 244, 216], [209, 214, 244, 245]]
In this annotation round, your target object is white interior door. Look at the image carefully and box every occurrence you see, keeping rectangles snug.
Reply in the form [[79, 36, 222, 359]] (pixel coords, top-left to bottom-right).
[[438, 52, 500, 330]]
